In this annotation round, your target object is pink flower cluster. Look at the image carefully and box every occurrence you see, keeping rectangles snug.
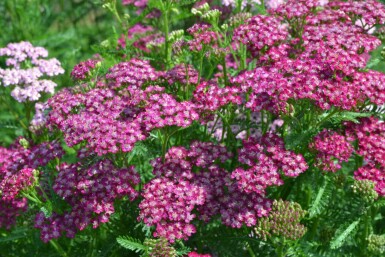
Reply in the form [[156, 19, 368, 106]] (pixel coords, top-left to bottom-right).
[[35, 160, 140, 242], [346, 118, 385, 196], [118, 24, 163, 52], [187, 252, 211, 257], [329, 0, 385, 29], [140, 142, 272, 242], [187, 24, 219, 52], [0, 198, 27, 229], [105, 58, 160, 89], [192, 81, 242, 122], [0, 140, 64, 229], [162, 64, 199, 87], [233, 15, 288, 58], [231, 0, 385, 113], [0, 140, 64, 201], [48, 59, 200, 156], [70, 59, 100, 80], [232, 133, 308, 195], [0, 41, 64, 102], [310, 130, 354, 172]]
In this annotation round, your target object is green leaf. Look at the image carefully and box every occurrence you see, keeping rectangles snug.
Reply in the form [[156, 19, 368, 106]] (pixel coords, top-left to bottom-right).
[[330, 111, 372, 124], [330, 220, 360, 249], [116, 236, 146, 253], [308, 177, 331, 218]]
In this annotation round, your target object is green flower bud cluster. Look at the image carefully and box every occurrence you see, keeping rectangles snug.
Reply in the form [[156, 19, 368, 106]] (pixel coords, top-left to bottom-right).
[[191, 3, 221, 27], [229, 12, 252, 28], [352, 179, 378, 203], [169, 30, 184, 43], [254, 199, 307, 241], [368, 234, 385, 255], [144, 237, 177, 257], [19, 138, 30, 149]]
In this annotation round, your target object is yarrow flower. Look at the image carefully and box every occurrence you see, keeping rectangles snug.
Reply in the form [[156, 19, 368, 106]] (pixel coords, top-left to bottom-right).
[[0, 139, 64, 229], [71, 59, 100, 80], [0, 41, 64, 102], [345, 118, 385, 196], [310, 129, 353, 172], [35, 160, 140, 242], [48, 59, 200, 156], [232, 133, 308, 195], [140, 142, 273, 242]]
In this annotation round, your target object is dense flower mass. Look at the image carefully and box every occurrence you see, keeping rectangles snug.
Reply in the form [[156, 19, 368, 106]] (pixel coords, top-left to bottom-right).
[[346, 118, 385, 196], [233, 14, 288, 58], [140, 142, 273, 242], [0, 140, 64, 229], [35, 160, 140, 242], [232, 133, 308, 195], [3, 0, 385, 255], [0, 41, 64, 102], [48, 58, 200, 156], [310, 130, 353, 172]]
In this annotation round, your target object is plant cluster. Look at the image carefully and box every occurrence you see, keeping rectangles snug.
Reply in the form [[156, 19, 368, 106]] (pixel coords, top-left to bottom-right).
[[2, 0, 385, 256]]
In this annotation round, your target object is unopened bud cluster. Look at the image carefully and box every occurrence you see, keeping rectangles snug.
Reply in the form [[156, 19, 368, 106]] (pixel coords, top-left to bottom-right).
[[254, 199, 307, 241], [368, 234, 385, 255], [144, 237, 177, 257], [352, 179, 378, 203]]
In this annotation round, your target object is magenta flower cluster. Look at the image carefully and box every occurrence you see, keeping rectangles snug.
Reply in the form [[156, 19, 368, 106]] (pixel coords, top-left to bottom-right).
[[48, 59, 200, 156], [0, 140, 64, 229], [139, 142, 273, 242], [35, 160, 140, 242], [310, 129, 354, 172], [0, 41, 64, 102], [231, 0, 385, 114], [232, 133, 308, 195], [345, 118, 385, 196], [70, 59, 100, 80]]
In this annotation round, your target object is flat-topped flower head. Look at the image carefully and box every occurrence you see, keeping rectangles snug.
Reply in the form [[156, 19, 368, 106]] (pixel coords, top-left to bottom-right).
[[0, 41, 64, 102]]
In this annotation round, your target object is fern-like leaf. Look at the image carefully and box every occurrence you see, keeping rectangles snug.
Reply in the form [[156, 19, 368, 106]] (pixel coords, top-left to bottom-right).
[[330, 219, 360, 249], [116, 236, 146, 253], [330, 111, 372, 124], [308, 177, 331, 218]]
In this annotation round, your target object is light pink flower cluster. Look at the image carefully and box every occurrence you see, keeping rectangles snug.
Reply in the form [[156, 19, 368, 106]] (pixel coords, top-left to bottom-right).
[[0, 41, 64, 102]]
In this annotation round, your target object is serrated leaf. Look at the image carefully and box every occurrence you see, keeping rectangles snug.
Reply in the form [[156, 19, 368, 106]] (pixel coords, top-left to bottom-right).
[[308, 177, 330, 218], [330, 220, 360, 249], [116, 236, 146, 253], [331, 112, 372, 124]]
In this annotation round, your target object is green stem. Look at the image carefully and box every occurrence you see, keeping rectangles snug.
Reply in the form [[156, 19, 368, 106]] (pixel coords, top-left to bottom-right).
[[222, 56, 229, 86], [197, 53, 204, 85], [276, 239, 285, 257], [49, 240, 68, 257], [246, 242, 256, 257], [163, 6, 171, 70]]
